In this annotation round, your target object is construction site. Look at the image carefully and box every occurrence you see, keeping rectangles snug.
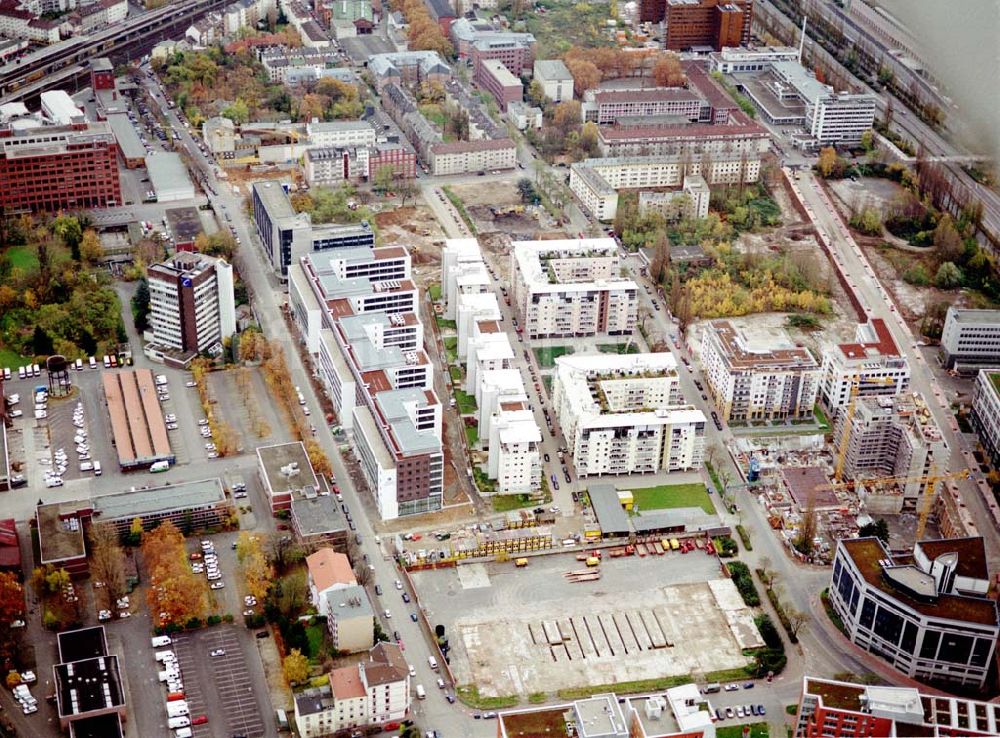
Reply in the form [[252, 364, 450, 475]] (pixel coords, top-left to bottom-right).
[[412, 550, 763, 698]]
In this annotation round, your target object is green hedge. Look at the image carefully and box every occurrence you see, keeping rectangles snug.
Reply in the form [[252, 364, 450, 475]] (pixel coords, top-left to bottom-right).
[[735, 524, 752, 551], [759, 569, 798, 644], [727, 561, 760, 606]]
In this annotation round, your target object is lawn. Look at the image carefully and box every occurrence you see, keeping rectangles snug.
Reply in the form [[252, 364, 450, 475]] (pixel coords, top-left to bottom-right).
[[533, 345, 574, 368], [429, 283, 442, 302], [6, 244, 39, 272], [492, 493, 538, 512], [465, 425, 479, 446], [0, 347, 31, 370], [455, 389, 478, 414], [501, 708, 568, 737], [443, 337, 458, 364], [436, 316, 457, 330], [597, 343, 640, 355], [305, 622, 326, 662], [717, 722, 768, 738], [526, 0, 616, 57], [542, 375, 553, 397], [631, 483, 715, 515], [813, 403, 830, 430], [449, 365, 463, 382]]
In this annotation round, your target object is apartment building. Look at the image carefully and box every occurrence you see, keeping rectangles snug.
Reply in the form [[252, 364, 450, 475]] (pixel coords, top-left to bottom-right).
[[829, 536, 998, 689], [553, 353, 704, 477], [701, 321, 819, 423], [596, 113, 769, 158], [288, 250, 442, 520], [581, 87, 703, 125], [0, 3, 59, 43], [510, 239, 638, 339], [146, 252, 236, 361], [258, 45, 355, 84], [940, 307, 1000, 370], [427, 138, 517, 176], [224, 0, 275, 35], [306, 120, 377, 148], [819, 318, 910, 414], [306, 548, 356, 615], [832, 393, 947, 514], [294, 643, 410, 738], [476, 59, 523, 111], [304, 146, 365, 186], [368, 50, 451, 91], [325, 585, 375, 652], [0, 119, 121, 212], [637, 0, 752, 48], [793, 676, 1000, 738], [708, 45, 799, 74], [638, 173, 710, 221], [533, 59, 573, 102], [488, 402, 541, 494], [971, 369, 1000, 468], [469, 33, 535, 78], [368, 144, 416, 179], [570, 152, 759, 221]]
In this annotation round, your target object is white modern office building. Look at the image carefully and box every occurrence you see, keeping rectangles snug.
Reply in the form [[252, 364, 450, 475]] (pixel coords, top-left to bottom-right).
[[940, 307, 1000, 370], [971, 369, 1000, 469], [829, 536, 998, 689], [510, 239, 638, 339], [552, 353, 705, 477], [702, 321, 820, 424]]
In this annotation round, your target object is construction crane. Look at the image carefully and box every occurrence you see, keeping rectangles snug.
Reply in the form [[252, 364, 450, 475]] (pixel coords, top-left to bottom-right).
[[816, 468, 970, 539], [833, 374, 898, 482]]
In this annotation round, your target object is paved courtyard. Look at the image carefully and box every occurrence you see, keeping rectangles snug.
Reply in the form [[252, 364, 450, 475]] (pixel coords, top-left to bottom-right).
[[412, 550, 763, 697]]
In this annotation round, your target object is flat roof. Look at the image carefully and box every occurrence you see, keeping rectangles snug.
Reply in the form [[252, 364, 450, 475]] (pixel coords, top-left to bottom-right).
[[575, 694, 627, 737], [587, 484, 631, 535], [292, 496, 347, 538], [631, 506, 717, 533], [325, 584, 374, 620], [102, 369, 173, 468], [57, 626, 108, 663], [841, 538, 999, 627], [55, 655, 124, 718], [534, 58, 571, 80], [165, 206, 204, 244], [780, 466, 839, 510], [252, 181, 298, 220], [92, 478, 226, 522], [946, 307, 1000, 325], [257, 442, 319, 496], [146, 152, 193, 197], [708, 320, 818, 371], [105, 112, 144, 161], [37, 501, 88, 564], [69, 714, 124, 738], [917, 537, 988, 581], [482, 59, 520, 86]]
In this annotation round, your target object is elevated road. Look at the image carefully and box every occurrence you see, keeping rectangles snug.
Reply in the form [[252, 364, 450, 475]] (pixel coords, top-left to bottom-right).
[[0, 0, 229, 101]]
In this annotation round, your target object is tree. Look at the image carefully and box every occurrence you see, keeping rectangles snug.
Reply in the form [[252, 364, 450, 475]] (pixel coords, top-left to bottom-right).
[[794, 502, 817, 556], [267, 533, 304, 575], [934, 261, 963, 289], [859, 129, 875, 153], [932, 214, 963, 263], [858, 518, 889, 544], [516, 178, 539, 205], [237, 532, 273, 602], [373, 164, 395, 194], [786, 607, 809, 638], [0, 571, 24, 625], [31, 324, 54, 355], [849, 206, 882, 236], [5, 671, 21, 689], [649, 230, 670, 285], [354, 564, 372, 587], [552, 100, 582, 134], [142, 521, 207, 625], [526, 79, 546, 107], [757, 557, 777, 591], [45, 567, 71, 595], [89, 522, 127, 609], [565, 59, 600, 97], [132, 278, 151, 333], [652, 53, 685, 87], [53, 214, 83, 261], [397, 178, 417, 207], [283, 648, 310, 685], [80, 229, 103, 263], [127, 517, 144, 547], [221, 98, 250, 125], [816, 147, 842, 178]]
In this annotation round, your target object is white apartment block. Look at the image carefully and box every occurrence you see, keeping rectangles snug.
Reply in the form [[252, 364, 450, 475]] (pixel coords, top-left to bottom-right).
[[819, 318, 910, 414], [940, 307, 1000, 370], [146, 253, 236, 361], [702, 321, 820, 424], [533, 59, 573, 102], [552, 353, 706, 477], [570, 153, 759, 221], [428, 139, 517, 176], [307, 120, 377, 148], [456, 292, 501, 359], [832, 393, 947, 514], [224, 0, 275, 35], [304, 146, 369, 187], [488, 404, 541, 494], [466, 323, 514, 395], [441, 238, 490, 320], [708, 45, 800, 74], [830, 536, 998, 690], [476, 368, 524, 438], [972, 370, 1000, 469], [510, 239, 638, 339], [638, 174, 711, 222]]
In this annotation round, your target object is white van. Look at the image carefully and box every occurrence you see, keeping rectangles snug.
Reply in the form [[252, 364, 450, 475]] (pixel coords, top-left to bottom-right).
[[154, 650, 175, 662], [150, 460, 170, 473], [175, 728, 193, 738], [17, 366, 26, 379], [89, 356, 97, 370], [166, 701, 189, 718], [167, 716, 190, 729], [80, 462, 94, 472], [428, 656, 438, 671], [94, 461, 102, 476], [31, 364, 39, 377], [151, 636, 172, 648], [155, 374, 168, 386], [415, 684, 426, 700]]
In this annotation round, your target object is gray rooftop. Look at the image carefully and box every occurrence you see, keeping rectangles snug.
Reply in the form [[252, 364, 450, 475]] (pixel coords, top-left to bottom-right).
[[146, 152, 192, 196], [92, 478, 226, 521], [325, 584, 374, 618], [534, 59, 572, 80], [257, 442, 319, 496], [630, 506, 717, 534], [291, 495, 347, 537], [253, 181, 298, 220], [946, 307, 1000, 324], [106, 113, 144, 161], [771, 60, 833, 102], [376, 387, 441, 455], [587, 484, 631, 535], [295, 686, 333, 717]]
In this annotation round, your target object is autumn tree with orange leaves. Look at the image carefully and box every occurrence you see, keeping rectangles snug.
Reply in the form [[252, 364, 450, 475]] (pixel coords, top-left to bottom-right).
[[142, 521, 207, 627]]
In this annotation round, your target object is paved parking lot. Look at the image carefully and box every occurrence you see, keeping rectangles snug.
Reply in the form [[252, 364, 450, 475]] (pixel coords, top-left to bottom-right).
[[174, 627, 269, 738]]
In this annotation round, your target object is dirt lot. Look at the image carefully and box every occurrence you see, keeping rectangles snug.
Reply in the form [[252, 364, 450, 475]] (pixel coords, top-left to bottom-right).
[[207, 367, 294, 452], [374, 205, 448, 291]]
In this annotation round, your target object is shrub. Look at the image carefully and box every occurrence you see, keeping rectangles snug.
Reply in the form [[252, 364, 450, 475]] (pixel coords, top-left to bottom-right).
[[206, 614, 222, 626], [223, 613, 235, 623], [735, 525, 752, 551], [903, 265, 930, 285], [715, 536, 738, 558], [727, 561, 760, 606], [754, 614, 782, 649], [184, 617, 203, 630]]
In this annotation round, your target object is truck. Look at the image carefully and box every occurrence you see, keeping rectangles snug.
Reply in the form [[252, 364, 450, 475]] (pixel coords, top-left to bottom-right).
[[514, 558, 528, 567], [150, 460, 170, 473], [585, 557, 600, 567]]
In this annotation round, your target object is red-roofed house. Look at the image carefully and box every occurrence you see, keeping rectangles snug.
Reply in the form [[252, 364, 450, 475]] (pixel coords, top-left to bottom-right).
[[819, 318, 910, 415], [306, 548, 357, 615]]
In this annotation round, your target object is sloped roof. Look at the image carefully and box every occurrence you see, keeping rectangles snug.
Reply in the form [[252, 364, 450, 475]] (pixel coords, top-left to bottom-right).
[[306, 548, 356, 592]]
